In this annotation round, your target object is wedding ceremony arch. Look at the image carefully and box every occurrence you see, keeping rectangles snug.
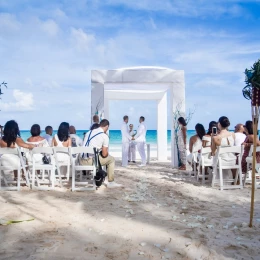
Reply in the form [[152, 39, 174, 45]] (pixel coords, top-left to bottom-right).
[[91, 66, 185, 166]]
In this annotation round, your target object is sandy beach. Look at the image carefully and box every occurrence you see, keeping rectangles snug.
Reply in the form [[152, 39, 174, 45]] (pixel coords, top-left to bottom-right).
[[1, 160, 260, 260]]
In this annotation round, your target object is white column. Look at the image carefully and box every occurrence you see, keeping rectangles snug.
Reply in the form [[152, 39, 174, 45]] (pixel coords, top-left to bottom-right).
[[157, 91, 167, 161], [104, 95, 109, 121]]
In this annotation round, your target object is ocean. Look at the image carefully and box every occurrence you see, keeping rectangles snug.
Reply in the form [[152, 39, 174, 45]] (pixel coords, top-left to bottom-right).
[[19, 130, 196, 151]]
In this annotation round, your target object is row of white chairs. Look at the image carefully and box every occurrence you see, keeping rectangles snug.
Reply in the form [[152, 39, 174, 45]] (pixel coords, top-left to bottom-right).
[[190, 144, 260, 190], [0, 146, 97, 192]]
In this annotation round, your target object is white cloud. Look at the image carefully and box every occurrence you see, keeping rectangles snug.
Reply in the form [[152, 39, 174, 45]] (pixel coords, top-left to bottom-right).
[[0, 89, 34, 112], [71, 27, 95, 52], [41, 19, 59, 36], [0, 13, 20, 33], [25, 78, 33, 88]]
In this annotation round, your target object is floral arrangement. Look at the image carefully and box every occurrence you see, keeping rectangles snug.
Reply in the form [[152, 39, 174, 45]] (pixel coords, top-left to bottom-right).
[[242, 59, 260, 105]]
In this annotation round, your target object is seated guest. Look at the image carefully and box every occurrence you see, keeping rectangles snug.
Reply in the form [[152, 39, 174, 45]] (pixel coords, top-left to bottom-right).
[[43, 125, 53, 146], [90, 123, 100, 131], [234, 124, 246, 146], [26, 124, 49, 164], [80, 119, 122, 188], [212, 116, 236, 179], [202, 121, 217, 147], [69, 125, 83, 147], [27, 124, 49, 147], [241, 121, 260, 173], [52, 122, 71, 176], [0, 120, 35, 180], [90, 115, 100, 129], [187, 123, 205, 167]]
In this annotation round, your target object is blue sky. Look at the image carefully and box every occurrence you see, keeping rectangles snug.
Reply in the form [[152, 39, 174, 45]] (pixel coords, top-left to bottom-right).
[[0, 0, 260, 131]]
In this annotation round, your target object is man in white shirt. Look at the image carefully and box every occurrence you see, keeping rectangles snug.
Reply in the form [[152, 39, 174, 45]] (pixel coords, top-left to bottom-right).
[[234, 123, 246, 146], [121, 115, 132, 167], [128, 124, 136, 163], [80, 119, 122, 188], [69, 125, 83, 147], [43, 126, 53, 146], [134, 116, 147, 166]]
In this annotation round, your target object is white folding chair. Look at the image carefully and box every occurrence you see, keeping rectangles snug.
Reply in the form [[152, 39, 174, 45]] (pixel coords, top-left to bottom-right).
[[197, 147, 213, 184], [31, 147, 56, 190], [0, 147, 22, 191], [53, 147, 70, 185], [188, 144, 202, 177], [70, 147, 96, 191], [212, 146, 243, 190], [245, 145, 254, 173], [244, 146, 260, 189]]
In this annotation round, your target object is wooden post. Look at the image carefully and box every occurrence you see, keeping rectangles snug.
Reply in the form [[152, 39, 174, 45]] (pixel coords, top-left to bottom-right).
[[249, 104, 259, 227]]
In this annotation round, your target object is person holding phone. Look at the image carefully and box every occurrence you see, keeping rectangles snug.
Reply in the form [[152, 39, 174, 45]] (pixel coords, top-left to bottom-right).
[[202, 121, 218, 148]]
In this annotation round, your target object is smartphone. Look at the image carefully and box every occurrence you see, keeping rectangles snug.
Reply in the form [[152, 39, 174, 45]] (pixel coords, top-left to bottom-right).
[[212, 127, 217, 135]]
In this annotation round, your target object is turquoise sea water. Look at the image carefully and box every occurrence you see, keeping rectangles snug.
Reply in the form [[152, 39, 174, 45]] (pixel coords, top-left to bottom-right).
[[19, 130, 196, 145]]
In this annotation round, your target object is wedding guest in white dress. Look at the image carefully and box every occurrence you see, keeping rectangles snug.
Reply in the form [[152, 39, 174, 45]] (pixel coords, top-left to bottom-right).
[[134, 116, 147, 167], [0, 120, 35, 180], [177, 117, 187, 170], [128, 124, 136, 163], [198, 121, 218, 174], [187, 124, 205, 169], [121, 115, 132, 167], [212, 116, 237, 180], [26, 124, 49, 164], [52, 122, 71, 176]]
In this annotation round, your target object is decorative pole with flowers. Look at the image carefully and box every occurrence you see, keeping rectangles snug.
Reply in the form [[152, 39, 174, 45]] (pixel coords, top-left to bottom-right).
[[242, 59, 260, 227]]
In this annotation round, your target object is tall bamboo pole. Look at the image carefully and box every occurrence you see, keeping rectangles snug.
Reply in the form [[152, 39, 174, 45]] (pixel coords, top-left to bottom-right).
[[249, 106, 259, 227]]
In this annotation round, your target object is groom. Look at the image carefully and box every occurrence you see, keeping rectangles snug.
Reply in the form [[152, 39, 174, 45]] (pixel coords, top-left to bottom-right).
[[121, 115, 132, 167]]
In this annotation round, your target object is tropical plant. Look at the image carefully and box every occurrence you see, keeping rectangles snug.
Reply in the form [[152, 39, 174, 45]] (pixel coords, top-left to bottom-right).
[[0, 81, 7, 99], [242, 59, 260, 101]]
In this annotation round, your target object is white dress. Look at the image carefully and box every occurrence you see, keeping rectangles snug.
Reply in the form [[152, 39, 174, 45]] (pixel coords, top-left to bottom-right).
[[54, 135, 70, 176], [187, 137, 202, 163], [54, 134, 70, 163], [177, 126, 186, 165], [0, 143, 20, 175], [25, 139, 49, 164], [213, 135, 236, 179], [200, 136, 213, 165]]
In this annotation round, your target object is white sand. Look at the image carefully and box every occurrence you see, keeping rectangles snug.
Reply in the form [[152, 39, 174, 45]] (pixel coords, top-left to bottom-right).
[[1, 160, 260, 260]]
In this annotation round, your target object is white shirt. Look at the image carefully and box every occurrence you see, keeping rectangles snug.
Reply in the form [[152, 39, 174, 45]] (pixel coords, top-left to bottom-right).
[[70, 134, 83, 147], [234, 132, 246, 146], [135, 122, 147, 142], [83, 127, 109, 149], [121, 122, 132, 143], [43, 134, 53, 146]]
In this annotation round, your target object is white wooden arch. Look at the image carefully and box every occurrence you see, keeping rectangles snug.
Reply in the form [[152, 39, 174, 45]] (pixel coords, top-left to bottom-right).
[[91, 66, 185, 166]]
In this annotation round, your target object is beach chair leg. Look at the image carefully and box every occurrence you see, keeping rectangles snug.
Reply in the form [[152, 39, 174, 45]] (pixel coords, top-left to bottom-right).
[[72, 167, 75, 192], [202, 166, 205, 184], [17, 168, 21, 191], [219, 167, 224, 191]]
